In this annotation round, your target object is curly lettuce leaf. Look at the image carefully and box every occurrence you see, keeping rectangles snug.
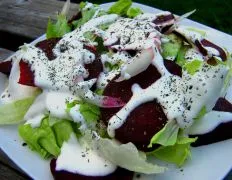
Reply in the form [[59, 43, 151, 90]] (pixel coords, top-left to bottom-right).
[[0, 97, 36, 125], [149, 135, 197, 166], [184, 60, 203, 75], [97, 138, 166, 174], [72, 8, 96, 28], [176, 45, 190, 67], [19, 117, 79, 159], [66, 100, 100, 125], [126, 7, 143, 18], [148, 120, 179, 147], [46, 14, 71, 39], [108, 0, 132, 16], [161, 34, 183, 60], [19, 117, 60, 158]]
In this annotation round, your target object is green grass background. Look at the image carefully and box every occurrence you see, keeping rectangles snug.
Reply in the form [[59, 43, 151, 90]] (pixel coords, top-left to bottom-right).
[[89, 0, 232, 34]]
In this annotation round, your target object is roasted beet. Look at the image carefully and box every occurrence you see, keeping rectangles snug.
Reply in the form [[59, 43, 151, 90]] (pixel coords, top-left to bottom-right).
[[191, 98, 232, 146], [84, 45, 103, 80], [35, 38, 61, 60], [190, 122, 232, 147], [115, 100, 167, 151], [153, 14, 175, 25], [50, 159, 133, 180], [0, 60, 12, 76], [101, 65, 168, 151], [18, 60, 35, 87], [164, 59, 182, 77], [195, 39, 227, 61], [201, 39, 227, 61], [213, 98, 232, 112]]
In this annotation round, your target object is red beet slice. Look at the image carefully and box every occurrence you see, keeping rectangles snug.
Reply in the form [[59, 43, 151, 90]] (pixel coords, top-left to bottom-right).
[[195, 39, 227, 61], [35, 38, 61, 60], [84, 45, 103, 80], [0, 60, 12, 76], [213, 98, 232, 112], [115, 100, 167, 151], [50, 159, 134, 180], [191, 98, 232, 146], [153, 14, 175, 25], [164, 59, 182, 77], [201, 39, 227, 61], [101, 65, 167, 151], [18, 60, 35, 87]]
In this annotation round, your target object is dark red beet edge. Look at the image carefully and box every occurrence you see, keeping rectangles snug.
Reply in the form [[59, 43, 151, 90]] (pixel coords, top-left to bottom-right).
[[101, 61, 181, 151], [153, 14, 175, 25], [191, 98, 232, 146], [0, 60, 12, 76], [18, 60, 35, 87], [50, 159, 133, 180], [195, 39, 227, 61], [201, 39, 227, 61], [35, 38, 61, 60]]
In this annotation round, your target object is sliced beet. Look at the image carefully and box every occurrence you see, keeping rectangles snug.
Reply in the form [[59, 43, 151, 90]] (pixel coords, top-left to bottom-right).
[[84, 45, 103, 80], [35, 38, 61, 60], [201, 39, 227, 61], [164, 59, 182, 77], [153, 14, 175, 25], [101, 65, 167, 151], [195, 40, 208, 56], [0, 60, 12, 76], [191, 98, 232, 146], [195, 39, 227, 61], [190, 121, 232, 147], [115, 100, 167, 151], [50, 159, 134, 180], [18, 60, 35, 87], [213, 98, 232, 112]]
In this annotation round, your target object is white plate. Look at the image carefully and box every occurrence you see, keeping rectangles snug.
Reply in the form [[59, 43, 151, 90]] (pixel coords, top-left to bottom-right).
[[0, 2, 232, 180]]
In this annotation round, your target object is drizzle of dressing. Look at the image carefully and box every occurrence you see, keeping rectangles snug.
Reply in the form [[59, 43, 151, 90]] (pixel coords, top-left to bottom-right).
[[56, 134, 116, 176], [107, 46, 228, 137], [188, 111, 232, 135]]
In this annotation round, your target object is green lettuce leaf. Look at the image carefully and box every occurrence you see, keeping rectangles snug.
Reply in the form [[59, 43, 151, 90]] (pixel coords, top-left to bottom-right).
[[72, 8, 96, 28], [52, 120, 74, 147], [19, 117, 79, 159], [97, 138, 166, 174], [66, 100, 100, 125], [108, 0, 132, 16], [0, 97, 36, 125], [19, 117, 60, 158], [126, 7, 143, 18], [184, 60, 203, 75], [79, 102, 100, 124], [148, 120, 179, 147], [161, 34, 183, 60], [176, 45, 190, 67], [149, 135, 197, 166], [193, 106, 207, 121], [46, 14, 71, 39]]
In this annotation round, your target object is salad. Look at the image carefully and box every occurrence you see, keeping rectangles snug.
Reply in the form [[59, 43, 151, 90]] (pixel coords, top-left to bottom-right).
[[0, 0, 232, 179]]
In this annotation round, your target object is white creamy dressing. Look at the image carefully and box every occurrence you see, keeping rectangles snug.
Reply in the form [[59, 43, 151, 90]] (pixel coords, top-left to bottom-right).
[[107, 46, 228, 137], [56, 133, 116, 176], [69, 104, 86, 129], [3, 13, 119, 127], [103, 14, 161, 50], [175, 27, 222, 60], [185, 48, 205, 61], [0, 58, 38, 104], [188, 111, 232, 135]]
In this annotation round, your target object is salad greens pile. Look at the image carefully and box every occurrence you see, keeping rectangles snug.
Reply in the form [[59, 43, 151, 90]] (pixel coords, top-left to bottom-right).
[[0, 0, 231, 176]]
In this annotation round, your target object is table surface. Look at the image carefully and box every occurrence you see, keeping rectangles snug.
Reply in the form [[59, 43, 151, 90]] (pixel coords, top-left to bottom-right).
[[0, 0, 231, 179]]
